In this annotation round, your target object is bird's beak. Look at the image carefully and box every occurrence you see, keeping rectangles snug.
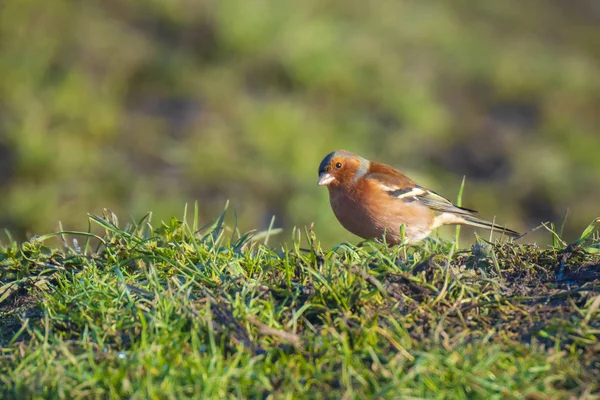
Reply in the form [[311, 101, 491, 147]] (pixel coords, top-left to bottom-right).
[[318, 173, 335, 186]]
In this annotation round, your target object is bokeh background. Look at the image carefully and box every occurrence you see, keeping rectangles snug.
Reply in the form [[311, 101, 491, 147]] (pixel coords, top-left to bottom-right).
[[0, 0, 599, 247]]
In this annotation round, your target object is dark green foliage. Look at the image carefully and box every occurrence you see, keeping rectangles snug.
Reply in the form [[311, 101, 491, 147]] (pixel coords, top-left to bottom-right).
[[0, 209, 599, 398], [0, 1, 599, 246]]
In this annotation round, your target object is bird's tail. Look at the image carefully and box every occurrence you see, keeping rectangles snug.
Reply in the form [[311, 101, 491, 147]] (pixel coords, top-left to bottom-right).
[[460, 215, 521, 238]]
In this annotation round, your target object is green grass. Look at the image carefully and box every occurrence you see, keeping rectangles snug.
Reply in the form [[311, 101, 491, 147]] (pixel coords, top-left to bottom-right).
[[0, 207, 599, 399]]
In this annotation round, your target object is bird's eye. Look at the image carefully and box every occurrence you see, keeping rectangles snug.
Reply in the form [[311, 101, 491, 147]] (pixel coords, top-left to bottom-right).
[[335, 162, 342, 169]]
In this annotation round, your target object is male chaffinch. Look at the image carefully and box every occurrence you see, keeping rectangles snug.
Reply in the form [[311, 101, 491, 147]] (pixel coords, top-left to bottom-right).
[[317, 150, 520, 244]]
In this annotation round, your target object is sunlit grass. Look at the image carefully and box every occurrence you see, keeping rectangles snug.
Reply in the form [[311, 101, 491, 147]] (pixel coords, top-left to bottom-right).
[[0, 206, 599, 398]]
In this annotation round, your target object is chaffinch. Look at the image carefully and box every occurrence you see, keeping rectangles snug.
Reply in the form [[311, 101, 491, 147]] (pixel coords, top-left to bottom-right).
[[317, 150, 520, 244]]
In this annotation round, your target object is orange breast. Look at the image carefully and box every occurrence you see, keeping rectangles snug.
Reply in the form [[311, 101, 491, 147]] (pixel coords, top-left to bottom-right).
[[328, 185, 435, 244]]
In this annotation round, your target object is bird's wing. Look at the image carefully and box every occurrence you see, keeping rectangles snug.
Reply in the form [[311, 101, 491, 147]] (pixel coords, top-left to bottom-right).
[[363, 162, 519, 236], [363, 163, 418, 188], [365, 165, 477, 216], [407, 187, 478, 216]]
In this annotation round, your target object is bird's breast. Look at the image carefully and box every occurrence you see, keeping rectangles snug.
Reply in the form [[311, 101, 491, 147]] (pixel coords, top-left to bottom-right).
[[327, 186, 435, 244], [328, 188, 383, 239]]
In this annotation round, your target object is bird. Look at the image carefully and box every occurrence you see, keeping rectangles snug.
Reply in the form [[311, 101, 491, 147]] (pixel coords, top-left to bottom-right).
[[317, 150, 520, 245]]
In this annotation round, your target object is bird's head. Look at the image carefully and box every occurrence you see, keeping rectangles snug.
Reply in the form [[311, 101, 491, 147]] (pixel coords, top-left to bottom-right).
[[317, 150, 370, 188]]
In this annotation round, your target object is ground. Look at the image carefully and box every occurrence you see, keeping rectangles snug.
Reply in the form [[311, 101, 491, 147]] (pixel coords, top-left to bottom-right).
[[0, 210, 599, 398]]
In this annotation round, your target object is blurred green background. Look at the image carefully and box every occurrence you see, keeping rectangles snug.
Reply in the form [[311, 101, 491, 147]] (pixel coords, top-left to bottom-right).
[[0, 0, 599, 247]]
